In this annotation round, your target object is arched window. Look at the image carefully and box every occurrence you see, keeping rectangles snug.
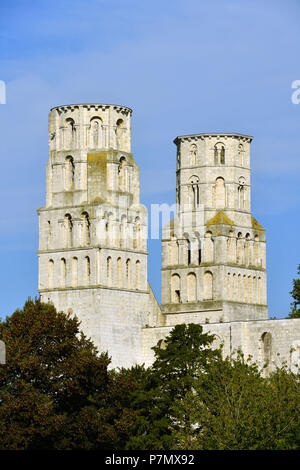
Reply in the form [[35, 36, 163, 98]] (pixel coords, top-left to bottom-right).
[[236, 232, 243, 264], [133, 217, 141, 250], [238, 273, 241, 301], [227, 272, 231, 300], [214, 177, 226, 208], [187, 272, 197, 302], [195, 232, 201, 265], [92, 119, 99, 147], [135, 260, 141, 289], [64, 156, 75, 190], [85, 256, 90, 285], [220, 146, 225, 164], [214, 142, 225, 164], [47, 221, 51, 249], [72, 257, 78, 287], [188, 175, 200, 208], [258, 276, 262, 304], [184, 234, 191, 265], [232, 273, 237, 301], [170, 234, 178, 265], [247, 275, 252, 303], [189, 144, 197, 166], [126, 259, 131, 288], [245, 233, 250, 265], [66, 118, 75, 148], [253, 276, 257, 303], [187, 238, 191, 265], [48, 259, 54, 288], [106, 213, 113, 246], [238, 143, 244, 166], [227, 230, 235, 263], [214, 146, 218, 164], [238, 177, 246, 209], [60, 258, 66, 287], [90, 117, 102, 148], [81, 212, 91, 246], [118, 156, 127, 191], [171, 274, 181, 303], [203, 271, 213, 300], [107, 256, 112, 286], [243, 275, 247, 302], [204, 231, 214, 262], [64, 214, 73, 248], [116, 119, 124, 148], [117, 257, 122, 288]]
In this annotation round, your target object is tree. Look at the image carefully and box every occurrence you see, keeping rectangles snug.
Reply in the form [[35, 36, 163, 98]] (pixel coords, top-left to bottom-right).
[[125, 323, 220, 450], [0, 298, 136, 450], [288, 265, 300, 318], [125, 324, 300, 450], [172, 352, 300, 450]]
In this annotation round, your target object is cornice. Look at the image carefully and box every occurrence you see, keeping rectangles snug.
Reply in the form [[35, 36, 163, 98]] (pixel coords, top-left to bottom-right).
[[174, 133, 253, 144], [50, 103, 133, 114]]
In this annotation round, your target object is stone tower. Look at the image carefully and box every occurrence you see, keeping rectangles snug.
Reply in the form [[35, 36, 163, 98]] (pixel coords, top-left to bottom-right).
[[161, 133, 268, 325], [36, 106, 300, 372], [37, 104, 161, 368]]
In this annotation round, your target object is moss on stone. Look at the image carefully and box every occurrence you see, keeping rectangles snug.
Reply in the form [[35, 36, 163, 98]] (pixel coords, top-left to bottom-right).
[[251, 216, 264, 230], [206, 211, 234, 227]]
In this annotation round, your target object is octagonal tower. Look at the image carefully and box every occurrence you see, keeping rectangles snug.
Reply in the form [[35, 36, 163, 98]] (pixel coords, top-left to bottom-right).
[[161, 133, 268, 324], [38, 104, 162, 368]]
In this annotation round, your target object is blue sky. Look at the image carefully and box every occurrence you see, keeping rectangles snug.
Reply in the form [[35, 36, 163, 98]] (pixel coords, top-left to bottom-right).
[[0, 0, 299, 319]]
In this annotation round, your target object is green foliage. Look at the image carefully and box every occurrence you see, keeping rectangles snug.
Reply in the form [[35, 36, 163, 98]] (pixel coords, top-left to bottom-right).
[[172, 353, 300, 449], [125, 324, 220, 450], [2, 301, 300, 450], [125, 324, 300, 450], [0, 298, 136, 450], [288, 265, 300, 318]]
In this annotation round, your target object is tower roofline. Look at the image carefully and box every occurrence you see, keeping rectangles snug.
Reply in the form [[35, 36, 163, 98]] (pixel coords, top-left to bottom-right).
[[50, 103, 133, 113], [174, 133, 253, 144]]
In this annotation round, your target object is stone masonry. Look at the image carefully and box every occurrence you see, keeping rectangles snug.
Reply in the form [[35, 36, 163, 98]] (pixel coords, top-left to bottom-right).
[[38, 103, 300, 373]]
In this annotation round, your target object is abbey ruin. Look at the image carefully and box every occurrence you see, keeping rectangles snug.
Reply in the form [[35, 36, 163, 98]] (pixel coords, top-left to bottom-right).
[[37, 103, 300, 372]]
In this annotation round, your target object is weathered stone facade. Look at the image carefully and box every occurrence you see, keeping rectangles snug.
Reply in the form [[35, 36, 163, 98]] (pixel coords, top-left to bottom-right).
[[38, 104, 163, 368], [38, 103, 300, 372], [161, 133, 267, 324]]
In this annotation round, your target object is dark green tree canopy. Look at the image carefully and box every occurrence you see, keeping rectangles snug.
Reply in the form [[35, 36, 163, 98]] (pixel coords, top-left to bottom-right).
[[0, 298, 136, 450], [2, 302, 300, 450], [125, 323, 221, 450]]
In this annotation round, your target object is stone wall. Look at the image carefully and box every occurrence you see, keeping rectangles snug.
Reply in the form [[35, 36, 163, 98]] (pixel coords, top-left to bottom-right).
[[38, 103, 158, 369], [142, 318, 300, 372], [37, 104, 300, 373]]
